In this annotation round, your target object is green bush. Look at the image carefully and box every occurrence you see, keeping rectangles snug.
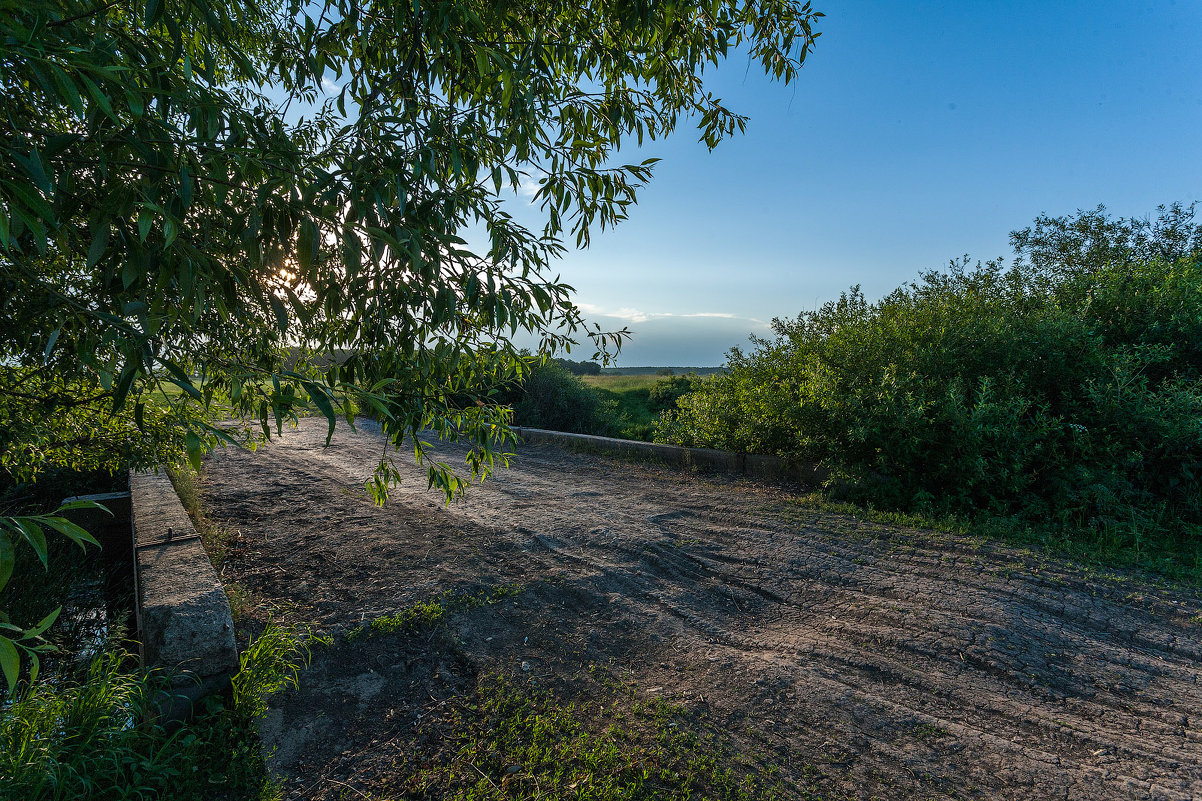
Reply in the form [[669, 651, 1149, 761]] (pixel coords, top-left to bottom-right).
[[659, 204, 1202, 554], [501, 361, 618, 435], [647, 375, 701, 414]]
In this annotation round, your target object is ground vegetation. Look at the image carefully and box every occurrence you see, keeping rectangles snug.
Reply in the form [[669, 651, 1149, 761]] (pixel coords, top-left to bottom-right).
[[659, 204, 1202, 574]]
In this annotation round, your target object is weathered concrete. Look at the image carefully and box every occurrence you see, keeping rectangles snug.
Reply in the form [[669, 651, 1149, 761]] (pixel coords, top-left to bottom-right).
[[130, 470, 238, 722], [510, 427, 826, 484]]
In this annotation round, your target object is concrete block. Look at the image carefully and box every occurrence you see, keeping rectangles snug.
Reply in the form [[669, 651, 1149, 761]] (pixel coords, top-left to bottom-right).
[[130, 470, 238, 723]]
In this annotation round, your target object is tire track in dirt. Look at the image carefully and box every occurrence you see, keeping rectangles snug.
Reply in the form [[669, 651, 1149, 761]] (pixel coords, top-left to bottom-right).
[[203, 418, 1202, 800]]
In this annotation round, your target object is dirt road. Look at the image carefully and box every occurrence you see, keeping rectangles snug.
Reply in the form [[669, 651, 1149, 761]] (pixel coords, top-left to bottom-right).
[[203, 418, 1202, 800]]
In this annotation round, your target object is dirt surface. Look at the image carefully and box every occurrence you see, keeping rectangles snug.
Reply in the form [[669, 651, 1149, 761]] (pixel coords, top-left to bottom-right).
[[203, 418, 1202, 800]]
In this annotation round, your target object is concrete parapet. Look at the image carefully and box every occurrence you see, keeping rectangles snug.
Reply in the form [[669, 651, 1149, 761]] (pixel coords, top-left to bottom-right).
[[130, 470, 238, 722], [510, 427, 825, 484]]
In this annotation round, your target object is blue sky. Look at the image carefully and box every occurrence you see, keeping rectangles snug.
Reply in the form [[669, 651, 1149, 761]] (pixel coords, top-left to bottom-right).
[[520, 1, 1202, 366]]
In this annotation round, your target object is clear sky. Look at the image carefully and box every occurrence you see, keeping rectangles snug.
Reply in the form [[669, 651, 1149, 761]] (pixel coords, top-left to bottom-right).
[[521, 1, 1202, 367]]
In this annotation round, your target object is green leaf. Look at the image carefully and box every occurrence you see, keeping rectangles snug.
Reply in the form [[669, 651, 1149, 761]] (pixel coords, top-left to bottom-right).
[[285, 287, 311, 326], [186, 431, 204, 472], [162, 359, 203, 401], [48, 66, 83, 116], [12, 148, 51, 193], [14, 519, 48, 569], [179, 163, 192, 208], [44, 327, 61, 360], [87, 223, 110, 268], [39, 517, 101, 550], [112, 359, 139, 411], [125, 87, 144, 118], [301, 380, 337, 444], [297, 220, 316, 272], [57, 500, 112, 515], [27, 607, 61, 639], [145, 0, 163, 26], [121, 258, 139, 289], [269, 295, 288, 332], [3, 179, 53, 222], [80, 74, 117, 121], [0, 535, 13, 594], [0, 636, 18, 692]]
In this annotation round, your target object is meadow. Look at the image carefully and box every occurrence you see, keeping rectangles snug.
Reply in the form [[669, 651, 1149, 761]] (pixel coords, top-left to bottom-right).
[[581, 374, 661, 441]]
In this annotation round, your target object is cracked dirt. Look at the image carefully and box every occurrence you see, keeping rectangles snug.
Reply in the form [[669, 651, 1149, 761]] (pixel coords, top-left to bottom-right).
[[201, 417, 1202, 800]]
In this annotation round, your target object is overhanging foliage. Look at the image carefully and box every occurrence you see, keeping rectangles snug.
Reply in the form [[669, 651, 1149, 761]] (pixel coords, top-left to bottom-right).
[[1, 0, 821, 681]]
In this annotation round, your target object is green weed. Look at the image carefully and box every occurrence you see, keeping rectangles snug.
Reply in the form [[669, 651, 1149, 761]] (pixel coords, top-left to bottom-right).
[[225, 581, 255, 622], [399, 673, 828, 800], [168, 464, 239, 568], [0, 619, 311, 801], [583, 374, 703, 441], [346, 583, 522, 640], [911, 723, 951, 740], [582, 374, 661, 393]]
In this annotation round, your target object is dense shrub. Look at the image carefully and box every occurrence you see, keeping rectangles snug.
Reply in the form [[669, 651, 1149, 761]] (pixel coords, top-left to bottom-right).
[[500, 361, 617, 435], [648, 375, 702, 414], [659, 205, 1202, 548]]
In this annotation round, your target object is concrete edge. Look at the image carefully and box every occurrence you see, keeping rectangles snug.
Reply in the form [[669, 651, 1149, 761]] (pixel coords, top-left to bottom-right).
[[510, 427, 827, 484], [129, 469, 239, 723]]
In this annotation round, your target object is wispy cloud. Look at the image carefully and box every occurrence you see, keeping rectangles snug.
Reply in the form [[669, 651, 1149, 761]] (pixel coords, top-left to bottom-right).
[[577, 304, 767, 327]]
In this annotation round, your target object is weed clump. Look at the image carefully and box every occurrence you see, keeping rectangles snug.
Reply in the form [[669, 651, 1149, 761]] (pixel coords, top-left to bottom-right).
[[346, 583, 522, 640], [399, 673, 823, 800], [0, 620, 313, 801]]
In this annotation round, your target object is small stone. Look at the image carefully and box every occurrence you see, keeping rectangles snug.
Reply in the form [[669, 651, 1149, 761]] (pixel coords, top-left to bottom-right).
[[521, 660, 531, 671]]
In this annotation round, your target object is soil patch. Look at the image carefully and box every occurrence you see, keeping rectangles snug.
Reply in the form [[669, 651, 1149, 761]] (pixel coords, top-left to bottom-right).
[[202, 418, 1202, 800]]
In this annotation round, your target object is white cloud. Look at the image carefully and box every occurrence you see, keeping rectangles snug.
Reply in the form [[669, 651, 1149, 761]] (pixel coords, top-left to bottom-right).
[[577, 303, 766, 327]]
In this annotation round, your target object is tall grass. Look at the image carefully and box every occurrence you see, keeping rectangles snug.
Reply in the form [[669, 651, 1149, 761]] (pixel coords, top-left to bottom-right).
[[0, 621, 312, 801], [580, 374, 660, 393]]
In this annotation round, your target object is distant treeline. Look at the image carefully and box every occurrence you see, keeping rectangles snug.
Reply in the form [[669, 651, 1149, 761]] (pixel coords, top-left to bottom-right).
[[600, 366, 725, 376], [549, 360, 725, 377], [552, 358, 602, 375]]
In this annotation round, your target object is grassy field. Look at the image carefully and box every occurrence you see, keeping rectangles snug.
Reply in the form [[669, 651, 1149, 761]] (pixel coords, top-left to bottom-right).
[[581, 374, 661, 392], [581, 374, 661, 441]]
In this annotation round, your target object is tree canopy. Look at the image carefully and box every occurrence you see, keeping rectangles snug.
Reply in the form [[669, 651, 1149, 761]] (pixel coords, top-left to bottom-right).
[[1, 0, 821, 490], [1, 0, 821, 677]]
